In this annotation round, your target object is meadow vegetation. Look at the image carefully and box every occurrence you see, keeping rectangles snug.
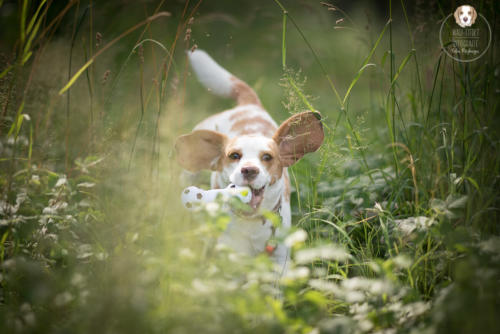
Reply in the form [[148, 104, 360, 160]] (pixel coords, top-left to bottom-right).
[[0, 0, 499, 333]]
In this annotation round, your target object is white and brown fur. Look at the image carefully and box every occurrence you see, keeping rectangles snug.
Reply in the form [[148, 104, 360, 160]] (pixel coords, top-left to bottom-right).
[[454, 5, 477, 28], [175, 50, 324, 275]]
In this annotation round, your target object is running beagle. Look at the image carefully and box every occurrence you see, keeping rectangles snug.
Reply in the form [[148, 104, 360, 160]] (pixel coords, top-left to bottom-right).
[[175, 50, 324, 274]]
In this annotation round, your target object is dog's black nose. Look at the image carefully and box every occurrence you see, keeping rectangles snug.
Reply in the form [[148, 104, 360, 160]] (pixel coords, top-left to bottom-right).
[[463, 17, 468, 21], [241, 166, 259, 181]]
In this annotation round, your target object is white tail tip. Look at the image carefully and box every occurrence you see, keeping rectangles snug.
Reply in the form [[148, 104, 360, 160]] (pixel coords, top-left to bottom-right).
[[187, 49, 233, 97]]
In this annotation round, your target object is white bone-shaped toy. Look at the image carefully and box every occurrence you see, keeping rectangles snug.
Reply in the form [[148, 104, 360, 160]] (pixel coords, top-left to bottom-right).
[[181, 184, 251, 210]]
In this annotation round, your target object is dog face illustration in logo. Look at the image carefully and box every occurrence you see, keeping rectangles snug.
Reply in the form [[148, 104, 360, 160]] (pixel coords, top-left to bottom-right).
[[454, 5, 477, 28]]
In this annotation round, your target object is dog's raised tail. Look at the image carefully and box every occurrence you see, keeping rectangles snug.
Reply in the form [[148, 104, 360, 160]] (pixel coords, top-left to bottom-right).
[[187, 49, 261, 106]]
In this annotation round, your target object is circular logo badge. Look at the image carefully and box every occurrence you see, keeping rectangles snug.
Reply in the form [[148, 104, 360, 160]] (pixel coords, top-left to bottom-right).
[[439, 6, 491, 62]]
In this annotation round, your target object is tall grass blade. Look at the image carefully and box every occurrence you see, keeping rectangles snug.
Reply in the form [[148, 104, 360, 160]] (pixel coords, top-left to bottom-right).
[[6, 101, 25, 138], [26, 0, 47, 35], [281, 11, 287, 69], [343, 63, 375, 106], [59, 12, 171, 95], [0, 64, 14, 79], [273, 0, 343, 107], [390, 50, 414, 86]]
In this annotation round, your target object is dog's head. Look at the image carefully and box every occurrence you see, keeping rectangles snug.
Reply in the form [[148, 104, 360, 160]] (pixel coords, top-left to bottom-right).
[[175, 111, 324, 214], [454, 5, 477, 27]]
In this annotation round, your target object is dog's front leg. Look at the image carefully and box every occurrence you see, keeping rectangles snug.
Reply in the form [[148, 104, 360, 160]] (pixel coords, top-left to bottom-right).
[[271, 196, 292, 277]]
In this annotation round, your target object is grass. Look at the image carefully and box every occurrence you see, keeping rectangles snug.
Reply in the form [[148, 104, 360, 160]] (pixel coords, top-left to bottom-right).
[[1, 0, 499, 333]]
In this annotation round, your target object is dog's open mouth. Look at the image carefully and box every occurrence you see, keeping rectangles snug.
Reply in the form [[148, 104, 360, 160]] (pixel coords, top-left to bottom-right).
[[249, 186, 265, 210]]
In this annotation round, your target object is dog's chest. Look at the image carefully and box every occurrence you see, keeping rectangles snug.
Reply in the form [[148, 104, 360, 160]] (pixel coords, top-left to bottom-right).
[[218, 218, 273, 255]]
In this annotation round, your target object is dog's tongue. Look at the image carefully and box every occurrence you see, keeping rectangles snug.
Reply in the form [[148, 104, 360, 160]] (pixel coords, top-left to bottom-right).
[[249, 187, 265, 209]]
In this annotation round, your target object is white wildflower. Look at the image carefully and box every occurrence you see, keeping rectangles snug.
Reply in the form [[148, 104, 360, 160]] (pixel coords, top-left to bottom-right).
[[342, 277, 394, 297], [77, 244, 93, 259], [393, 216, 435, 236], [77, 182, 95, 188], [393, 255, 412, 268], [179, 247, 195, 259], [309, 279, 342, 295], [54, 292, 73, 306], [295, 244, 351, 264], [191, 278, 213, 294], [479, 236, 500, 254], [283, 266, 310, 280], [95, 252, 108, 261], [369, 279, 393, 295], [342, 277, 373, 291], [71, 273, 85, 287], [23, 311, 36, 326], [55, 176, 67, 188], [284, 229, 308, 247], [43, 201, 68, 214], [359, 319, 373, 331], [204, 202, 220, 216], [344, 290, 365, 303], [42, 207, 56, 215], [350, 302, 371, 315]]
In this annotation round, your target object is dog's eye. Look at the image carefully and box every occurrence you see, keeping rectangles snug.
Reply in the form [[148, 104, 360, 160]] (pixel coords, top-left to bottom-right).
[[228, 152, 241, 160], [460, 11, 463, 14], [262, 153, 273, 162], [468, 11, 471, 14]]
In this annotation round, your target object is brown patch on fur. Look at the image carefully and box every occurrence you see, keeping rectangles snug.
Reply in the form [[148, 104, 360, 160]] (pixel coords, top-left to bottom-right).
[[230, 116, 277, 136], [175, 130, 228, 172], [265, 141, 283, 185], [230, 77, 261, 106], [454, 7, 460, 23], [273, 111, 324, 167], [471, 6, 477, 24], [229, 110, 248, 121]]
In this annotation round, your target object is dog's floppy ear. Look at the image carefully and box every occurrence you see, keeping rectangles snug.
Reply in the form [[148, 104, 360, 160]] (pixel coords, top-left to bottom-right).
[[471, 6, 477, 24], [454, 6, 461, 24], [175, 130, 228, 172], [273, 111, 324, 167]]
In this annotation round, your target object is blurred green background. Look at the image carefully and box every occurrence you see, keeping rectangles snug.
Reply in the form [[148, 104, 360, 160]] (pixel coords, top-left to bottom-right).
[[0, 0, 499, 333]]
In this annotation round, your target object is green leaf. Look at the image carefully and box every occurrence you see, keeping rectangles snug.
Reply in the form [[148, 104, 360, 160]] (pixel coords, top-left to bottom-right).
[[447, 195, 468, 209], [23, 12, 45, 63], [20, 0, 28, 44], [26, 0, 47, 35], [390, 49, 415, 86], [464, 177, 480, 193], [22, 50, 32, 65], [59, 59, 94, 95], [343, 63, 376, 106], [0, 64, 14, 79], [7, 102, 25, 138], [343, 20, 390, 106]]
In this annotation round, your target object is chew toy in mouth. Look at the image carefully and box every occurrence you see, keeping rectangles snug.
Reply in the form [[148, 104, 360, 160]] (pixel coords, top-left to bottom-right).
[[181, 184, 251, 210], [249, 186, 265, 210]]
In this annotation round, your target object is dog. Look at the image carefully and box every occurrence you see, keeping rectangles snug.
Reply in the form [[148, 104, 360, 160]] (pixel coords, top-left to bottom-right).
[[175, 50, 324, 275], [454, 5, 477, 28]]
